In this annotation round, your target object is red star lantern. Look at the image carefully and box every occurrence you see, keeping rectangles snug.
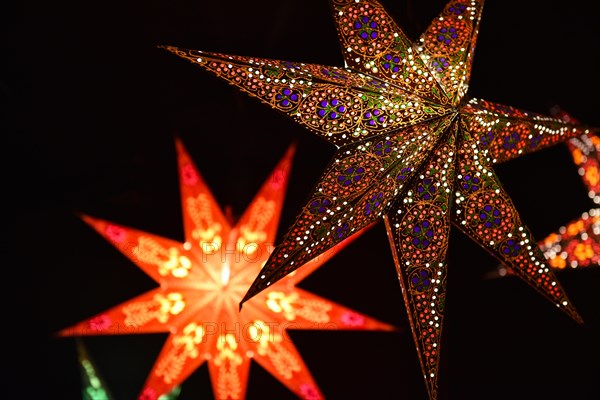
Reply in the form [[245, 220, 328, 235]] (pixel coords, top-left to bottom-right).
[[162, 1, 597, 398], [60, 139, 394, 399], [497, 110, 600, 274], [539, 109, 600, 270], [540, 210, 600, 270]]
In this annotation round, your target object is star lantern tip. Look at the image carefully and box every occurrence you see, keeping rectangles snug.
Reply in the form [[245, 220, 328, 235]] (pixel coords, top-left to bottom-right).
[[60, 138, 396, 399], [160, 0, 595, 397]]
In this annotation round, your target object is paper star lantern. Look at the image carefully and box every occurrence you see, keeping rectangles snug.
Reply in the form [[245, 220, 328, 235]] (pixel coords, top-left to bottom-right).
[[492, 110, 600, 276], [536, 109, 600, 270], [539, 210, 600, 270], [161, 1, 597, 398], [60, 139, 394, 399], [77, 339, 182, 400]]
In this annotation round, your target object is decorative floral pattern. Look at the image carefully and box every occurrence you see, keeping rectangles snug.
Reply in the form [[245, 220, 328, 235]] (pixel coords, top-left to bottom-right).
[[60, 140, 393, 399], [162, 1, 594, 398]]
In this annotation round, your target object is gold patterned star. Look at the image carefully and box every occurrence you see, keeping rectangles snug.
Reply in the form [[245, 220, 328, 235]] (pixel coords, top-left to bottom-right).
[[162, 1, 596, 398]]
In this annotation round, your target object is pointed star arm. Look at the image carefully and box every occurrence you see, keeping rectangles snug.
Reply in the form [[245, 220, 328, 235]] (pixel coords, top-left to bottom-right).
[[228, 144, 296, 279], [176, 138, 232, 251], [329, 0, 449, 104], [79, 214, 216, 286], [162, 46, 448, 147], [245, 318, 325, 400], [451, 124, 582, 322], [207, 350, 252, 400], [417, 0, 484, 104], [139, 319, 216, 399], [59, 288, 181, 336], [241, 116, 454, 306], [259, 286, 396, 331], [382, 122, 459, 400], [461, 98, 597, 164], [281, 223, 375, 284]]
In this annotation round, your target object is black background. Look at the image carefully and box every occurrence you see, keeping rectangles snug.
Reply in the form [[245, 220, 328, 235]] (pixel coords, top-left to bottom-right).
[[8, 0, 600, 399]]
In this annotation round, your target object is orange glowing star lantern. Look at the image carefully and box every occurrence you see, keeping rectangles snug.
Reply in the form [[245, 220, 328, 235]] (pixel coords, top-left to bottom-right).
[[161, 1, 597, 398], [60, 139, 395, 400], [540, 109, 600, 270], [494, 109, 600, 277], [77, 339, 182, 400]]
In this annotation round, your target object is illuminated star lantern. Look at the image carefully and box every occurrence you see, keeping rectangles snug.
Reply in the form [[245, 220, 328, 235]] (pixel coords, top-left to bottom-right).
[[162, 1, 596, 398], [539, 109, 600, 270], [494, 111, 600, 275], [76, 339, 181, 400], [60, 139, 394, 399], [540, 210, 600, 270]]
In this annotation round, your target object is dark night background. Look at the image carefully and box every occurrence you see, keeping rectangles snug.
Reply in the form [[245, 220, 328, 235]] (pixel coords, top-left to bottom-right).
[[7, 0, 600, 398]]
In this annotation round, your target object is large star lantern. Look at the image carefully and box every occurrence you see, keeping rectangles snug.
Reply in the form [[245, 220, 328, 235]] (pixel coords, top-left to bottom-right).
[[162, 0, 596, 398], [60, 139, 394, 399]]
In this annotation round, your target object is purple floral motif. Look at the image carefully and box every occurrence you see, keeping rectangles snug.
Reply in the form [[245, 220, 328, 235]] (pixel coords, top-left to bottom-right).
[[431, 57, 450, 72], [412, 220, 434, 249], [417, 178, 436, 200], [397, 166, 412, 181], [437, 26, 459, 44], [334, 222, 350, 240], [373, 140, 394, 156], [503, 132, 520, 150], [448, 3, 467, 15], [501, 238, 522, 257], [275, 88, 299, 108], [410, 269, 431, 292], [479, 130, 494, 147], [354, 16, 379, 40], [365, 192, 384, 215], [382, 54, 401, 73], [309, 198, 331, 214], [337, 166, 365, 186], [529, 134, 542, 149], [364, 109, 386, 127], [461, 174, 480, 192], [479, 205, 502, 228], [317, 98, 346, 120]]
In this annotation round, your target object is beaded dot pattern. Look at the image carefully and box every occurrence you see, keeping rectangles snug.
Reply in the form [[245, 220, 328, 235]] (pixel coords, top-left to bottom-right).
[[163, 1, 596, 398]]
